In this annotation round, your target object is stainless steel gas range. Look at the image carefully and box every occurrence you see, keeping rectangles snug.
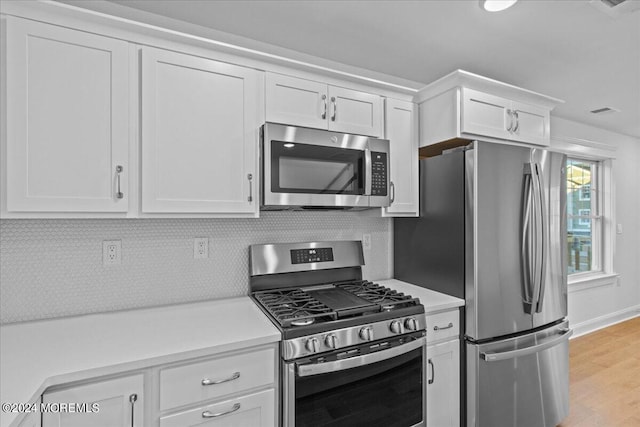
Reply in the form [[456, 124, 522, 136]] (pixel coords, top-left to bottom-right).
[[250, 240, 426, 427]]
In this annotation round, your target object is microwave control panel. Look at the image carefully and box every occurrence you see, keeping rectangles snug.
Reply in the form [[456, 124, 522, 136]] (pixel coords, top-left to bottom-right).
[[370, 152, 388, 196]]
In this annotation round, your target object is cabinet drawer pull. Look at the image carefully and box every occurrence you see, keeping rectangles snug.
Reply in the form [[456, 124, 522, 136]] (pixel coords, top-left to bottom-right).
[[201, 371, 240, 386], [247, 174, 253, 202], [129, 394, 137, 427], [321, 94, 327, 119], [202, 403, 241, 418], [115, 165, 124, 199], [331, 96, 337, 121], [428, 359, 435, 385], [506, 109, 514, 132], [512, 110, 520, 132], [433, 322, 454, 331], [390, 181, 395, 204]]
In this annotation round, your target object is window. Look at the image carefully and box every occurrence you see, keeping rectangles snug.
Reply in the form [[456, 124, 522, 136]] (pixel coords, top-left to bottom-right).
[[566, 158, 601, 275]]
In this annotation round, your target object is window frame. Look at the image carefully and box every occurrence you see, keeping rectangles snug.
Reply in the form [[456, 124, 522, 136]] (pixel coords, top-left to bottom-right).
[[565, 157, 614, 285]]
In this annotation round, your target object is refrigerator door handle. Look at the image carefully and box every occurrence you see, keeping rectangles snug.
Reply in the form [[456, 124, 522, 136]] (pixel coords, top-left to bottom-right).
[[480, 328, 573, 362], [530, 163, 544, 314], [534, 163, 548, 313], [521, 164, 535, 313]]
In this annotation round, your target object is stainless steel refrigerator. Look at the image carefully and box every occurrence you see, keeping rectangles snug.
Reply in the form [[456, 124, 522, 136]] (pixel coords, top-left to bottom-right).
[[394, 141, 571, 427]]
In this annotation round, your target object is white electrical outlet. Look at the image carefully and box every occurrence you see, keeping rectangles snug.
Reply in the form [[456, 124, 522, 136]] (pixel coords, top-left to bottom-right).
[[194, 238, 209, 259], [103, 240, 122, 266], [362, 234, 371, 250]]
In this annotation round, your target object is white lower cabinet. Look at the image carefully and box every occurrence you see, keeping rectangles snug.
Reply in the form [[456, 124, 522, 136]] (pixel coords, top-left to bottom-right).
[[426, 309, 460, 427], [42, 374, 144, 427], [17, 412, 41, 427], [39, 343, 278, 427], [159, 389, 274, 427]]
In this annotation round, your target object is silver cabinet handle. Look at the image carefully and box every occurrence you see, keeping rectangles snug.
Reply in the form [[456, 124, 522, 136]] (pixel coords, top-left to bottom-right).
[[506, 109, 514, 132], [247, 174, 253, 202], [321, 94, 327, 119], [202, 371, 240, 386], [512, 110, 520, 132], [115, 165, 124, 199], [433, 322, 454, 331], [202, 403, 241, 419], [331, 96, 337, 121], [129, 394, 137, 427], [389, 181, 395, 204], [428, 359, 435, 385]]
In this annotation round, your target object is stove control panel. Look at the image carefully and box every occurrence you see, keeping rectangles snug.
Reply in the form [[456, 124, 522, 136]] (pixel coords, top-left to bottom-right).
[[282, 315, 426, 360], [290, 247, 334, 264]]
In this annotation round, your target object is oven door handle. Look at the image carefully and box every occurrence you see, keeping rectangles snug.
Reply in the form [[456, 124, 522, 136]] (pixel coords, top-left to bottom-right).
[[297, 336, 425, 377]]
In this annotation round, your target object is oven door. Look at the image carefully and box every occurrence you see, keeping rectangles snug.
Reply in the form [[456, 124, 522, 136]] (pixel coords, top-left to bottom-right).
[[262, 123, 383, 209], [283, 335, 426, 427]]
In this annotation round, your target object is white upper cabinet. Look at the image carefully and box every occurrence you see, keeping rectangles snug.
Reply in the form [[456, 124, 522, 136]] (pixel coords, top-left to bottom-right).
[[266, 73, 383, 137], [383, 99, 418, 217], [141, 47, 262, 215], [3, 18, 129, 215], [461, 88, 550, 146], [418, 70, 562, 150]]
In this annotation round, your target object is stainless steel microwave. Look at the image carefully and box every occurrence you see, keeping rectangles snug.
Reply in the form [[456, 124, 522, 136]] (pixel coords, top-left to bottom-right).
[[261, 123, 391, 210]]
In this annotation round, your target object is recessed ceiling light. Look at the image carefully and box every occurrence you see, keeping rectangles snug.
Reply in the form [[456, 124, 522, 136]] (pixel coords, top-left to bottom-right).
[[481, 0, 518, 12]]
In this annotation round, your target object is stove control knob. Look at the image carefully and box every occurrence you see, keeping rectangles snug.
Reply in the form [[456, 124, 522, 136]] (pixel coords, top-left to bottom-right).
[[390, 320, 402, 334], [404, 317, 418, 331], [305, 337, 320, 353], [325, 334, 338, 349], [359, 326, 373, 341]]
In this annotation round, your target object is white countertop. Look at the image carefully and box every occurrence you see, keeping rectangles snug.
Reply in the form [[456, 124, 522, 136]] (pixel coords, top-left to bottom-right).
[[0, 297, 280, 427], [379, 279, 465, 313]]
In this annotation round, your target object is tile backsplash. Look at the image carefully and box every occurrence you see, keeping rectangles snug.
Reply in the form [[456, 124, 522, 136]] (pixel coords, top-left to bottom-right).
[[0, 213, 391, 324]]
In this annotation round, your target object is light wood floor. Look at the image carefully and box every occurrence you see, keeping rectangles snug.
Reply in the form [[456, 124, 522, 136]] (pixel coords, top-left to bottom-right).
[[557, 317, 640, 427]]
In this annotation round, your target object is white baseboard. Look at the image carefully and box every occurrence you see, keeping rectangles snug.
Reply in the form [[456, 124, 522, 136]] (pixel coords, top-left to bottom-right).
[[570, 305, 640, 338]]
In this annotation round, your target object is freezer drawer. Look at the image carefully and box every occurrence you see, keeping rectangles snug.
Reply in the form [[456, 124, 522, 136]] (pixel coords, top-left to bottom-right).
[[467, 321, 571, 427]]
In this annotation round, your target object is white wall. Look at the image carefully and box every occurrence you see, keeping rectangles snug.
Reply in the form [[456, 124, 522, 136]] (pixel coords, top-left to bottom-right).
[[552, 117, 640, 335], [0, 213, 392, 324]]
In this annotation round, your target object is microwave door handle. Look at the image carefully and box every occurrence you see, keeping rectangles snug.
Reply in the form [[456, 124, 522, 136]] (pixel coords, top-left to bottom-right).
[[297, 337, 425, 377], [364, 148, 372, 196]]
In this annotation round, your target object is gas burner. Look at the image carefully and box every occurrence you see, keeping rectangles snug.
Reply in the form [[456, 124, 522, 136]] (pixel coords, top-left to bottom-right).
[[291, 318, 315, 326]]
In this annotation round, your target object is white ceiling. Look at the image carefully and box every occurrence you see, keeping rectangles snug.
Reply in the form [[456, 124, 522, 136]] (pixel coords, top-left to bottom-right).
[[66, 0, 640, 139]]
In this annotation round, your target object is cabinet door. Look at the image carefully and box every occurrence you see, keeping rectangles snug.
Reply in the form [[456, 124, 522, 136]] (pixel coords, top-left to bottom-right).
[[141, 47, 260, 214], [383, 99, 418, 216], [328, 86, 383, 137], [42, 375, 143, 427], [5, 18, 129, 213], [426, 339, 460, 427], [461, 88, 512, 141], [159, 389, 275, 427], [265, 73, 328, 129], [510, 100, 550, 146]]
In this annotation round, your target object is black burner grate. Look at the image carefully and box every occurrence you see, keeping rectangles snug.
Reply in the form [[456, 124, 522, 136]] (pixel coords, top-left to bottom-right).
[[253, 289, 337, 328], [336, 281, 419, 308]]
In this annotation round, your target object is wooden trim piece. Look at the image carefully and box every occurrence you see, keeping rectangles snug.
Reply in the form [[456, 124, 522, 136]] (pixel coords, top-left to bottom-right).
[[419, 138, 471, 158]]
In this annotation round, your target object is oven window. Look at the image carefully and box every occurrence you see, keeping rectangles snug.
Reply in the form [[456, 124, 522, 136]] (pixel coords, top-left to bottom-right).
[[271, 141, 364, 195], [295, 347, 423, 427]]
